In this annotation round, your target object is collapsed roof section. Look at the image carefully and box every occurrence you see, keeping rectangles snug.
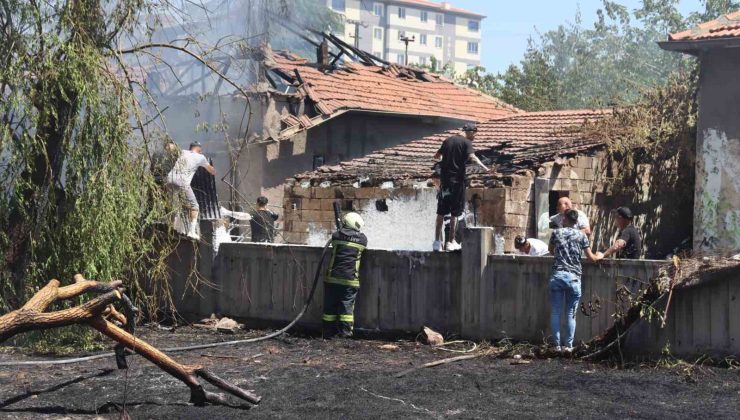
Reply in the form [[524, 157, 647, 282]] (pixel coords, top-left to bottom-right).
[[291, 109, 613, 186], [262, 42, 520, 140]]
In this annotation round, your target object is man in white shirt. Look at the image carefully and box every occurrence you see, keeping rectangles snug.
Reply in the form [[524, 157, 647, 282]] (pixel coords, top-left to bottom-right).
[[549, 197, 591, 236], [166, 141, 215, 239], [514, 235, 549, 256]]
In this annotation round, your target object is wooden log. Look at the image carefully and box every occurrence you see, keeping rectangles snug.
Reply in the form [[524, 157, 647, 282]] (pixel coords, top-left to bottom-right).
[[0, 275, 261, 407], [0, 290, 121, 342]]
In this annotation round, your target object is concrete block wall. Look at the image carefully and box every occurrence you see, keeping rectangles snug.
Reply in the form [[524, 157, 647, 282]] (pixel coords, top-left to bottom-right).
[[624, 266, 740, 357], [167, 227, 740, 357], [281, 155, 606, 252]]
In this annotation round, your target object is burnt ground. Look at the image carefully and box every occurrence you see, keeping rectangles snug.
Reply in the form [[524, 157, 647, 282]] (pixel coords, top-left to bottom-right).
[[0, 327, 739, 419]]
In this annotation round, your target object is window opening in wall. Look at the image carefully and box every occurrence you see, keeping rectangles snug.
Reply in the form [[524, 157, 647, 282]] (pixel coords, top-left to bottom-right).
[[468, 20, 479, 32], [549, 191, 570, 217], [398, 7, 406, 19], [375, 199, 389, 212], [312, 155, 325, 170], [436, 14, 443, 25], [373, 3, 383, 16], [419, 34, 427, 45], [421, 11, 428, 22], [435, 36, 443, 48], [374, 27, 383, 40], [343, 200, 354, 211], [467, 41, 479, 54]]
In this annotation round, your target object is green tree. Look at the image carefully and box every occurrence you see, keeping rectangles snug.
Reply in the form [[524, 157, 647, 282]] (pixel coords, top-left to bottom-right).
[[463, 0, 739, 110], [0, 0, 337, 349]]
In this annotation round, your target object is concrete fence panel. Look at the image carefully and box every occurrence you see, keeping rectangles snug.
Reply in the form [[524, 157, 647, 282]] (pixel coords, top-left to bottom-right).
[[170, 226, 738, 357]]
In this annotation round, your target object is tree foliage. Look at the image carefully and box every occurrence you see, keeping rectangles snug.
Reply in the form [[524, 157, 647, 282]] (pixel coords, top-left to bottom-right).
[[457, 0, 739, 111], [0, 0, 336, 350]]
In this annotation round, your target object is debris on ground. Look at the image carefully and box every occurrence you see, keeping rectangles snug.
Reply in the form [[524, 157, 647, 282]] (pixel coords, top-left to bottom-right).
[[193, 314, 244, 334], [380, 344, 400, 350], [420, 326, 444, 346], [215, 317, 243, 334]]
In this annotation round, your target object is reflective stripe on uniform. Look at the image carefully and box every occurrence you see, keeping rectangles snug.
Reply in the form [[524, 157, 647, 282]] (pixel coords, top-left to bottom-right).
[[338, 314, 354, 323], [332, 240, 366, 251], [322, 314, 338, 322], [324, 277, 360, 288]]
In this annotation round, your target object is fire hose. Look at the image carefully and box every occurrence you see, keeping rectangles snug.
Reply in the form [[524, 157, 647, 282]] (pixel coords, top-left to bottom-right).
[[0, 203, 345, 367]]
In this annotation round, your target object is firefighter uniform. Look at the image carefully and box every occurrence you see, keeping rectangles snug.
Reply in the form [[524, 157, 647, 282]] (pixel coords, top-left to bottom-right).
[[322, 226, 368, 338]]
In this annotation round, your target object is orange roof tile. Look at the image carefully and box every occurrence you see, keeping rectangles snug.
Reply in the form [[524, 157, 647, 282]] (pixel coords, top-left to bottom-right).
[[266, 49, 520, 133], [669, 10, 740, 41], [295, 109, 612, 183]]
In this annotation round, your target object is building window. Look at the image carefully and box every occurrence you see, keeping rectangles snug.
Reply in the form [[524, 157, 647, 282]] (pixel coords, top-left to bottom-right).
[[375, 199, 389, 212], [435, 36, 443, 48], [398, 7, 406, 19], [436, 14, 444, 25], [421, 10, 428, 22], [331, 0, 345, 12], [419, 34, 427, 45], [397, 53, 405, 64], [419, 56, 427, 66], [468, 20, 479, 32], [373, 3, 383, 16], [374, 27, 383, 40], [467, 41, 479, 54]]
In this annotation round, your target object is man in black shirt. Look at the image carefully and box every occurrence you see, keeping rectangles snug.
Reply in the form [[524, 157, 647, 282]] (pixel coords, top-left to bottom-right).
[[249, 196, 279, 243], [433, 123, 489, 251], [602, 206, 642, 259]]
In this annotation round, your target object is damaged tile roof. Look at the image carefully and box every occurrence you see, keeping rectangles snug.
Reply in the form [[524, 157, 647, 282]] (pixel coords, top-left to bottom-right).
[[265, 49, 520, 138], [293, 109, 612, 185], [669, 10, 740, 41]]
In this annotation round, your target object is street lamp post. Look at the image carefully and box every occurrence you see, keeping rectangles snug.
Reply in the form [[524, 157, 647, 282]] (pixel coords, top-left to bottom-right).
[[399, 34, 415, 65]]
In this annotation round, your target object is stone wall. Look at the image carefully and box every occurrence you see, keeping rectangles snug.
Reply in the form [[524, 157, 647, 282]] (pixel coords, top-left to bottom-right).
[[282, 150, 693, 258], [282, 154, 605, 252]]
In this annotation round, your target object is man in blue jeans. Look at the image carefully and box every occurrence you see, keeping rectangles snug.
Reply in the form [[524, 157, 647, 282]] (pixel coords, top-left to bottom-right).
[[548, 209, 603, 353]]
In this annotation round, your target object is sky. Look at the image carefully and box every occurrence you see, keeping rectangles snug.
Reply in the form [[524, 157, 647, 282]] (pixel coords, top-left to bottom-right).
[[451, 0, 705, 73]]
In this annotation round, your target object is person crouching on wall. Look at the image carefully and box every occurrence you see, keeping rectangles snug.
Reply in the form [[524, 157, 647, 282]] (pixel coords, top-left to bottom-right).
[[322, 212, 368, 339]]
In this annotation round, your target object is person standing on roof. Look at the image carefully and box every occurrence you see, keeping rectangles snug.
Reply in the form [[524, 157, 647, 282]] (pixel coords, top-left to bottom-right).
[[548, 209, 603, 354], [323, 212, 368, 339], [166, 141, 215, 240], [433, 123, 489, 252]]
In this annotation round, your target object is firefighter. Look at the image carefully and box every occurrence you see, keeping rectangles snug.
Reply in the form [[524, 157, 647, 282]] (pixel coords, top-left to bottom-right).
[[322, 212, 368, 339]]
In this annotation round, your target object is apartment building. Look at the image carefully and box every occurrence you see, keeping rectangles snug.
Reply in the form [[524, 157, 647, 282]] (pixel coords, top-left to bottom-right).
[[324, 0, 484, 75]]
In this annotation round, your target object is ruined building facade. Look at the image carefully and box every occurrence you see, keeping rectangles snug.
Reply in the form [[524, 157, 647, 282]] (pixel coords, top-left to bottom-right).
[[661, 11, 740, 255], [282, 110, 694, 257]]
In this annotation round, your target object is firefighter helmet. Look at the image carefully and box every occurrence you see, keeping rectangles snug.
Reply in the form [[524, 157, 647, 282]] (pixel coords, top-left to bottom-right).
[[342, 212, 365, 231]]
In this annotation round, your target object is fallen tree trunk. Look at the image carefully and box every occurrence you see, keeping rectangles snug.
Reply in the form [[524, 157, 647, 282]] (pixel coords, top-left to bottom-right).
[[0, 275, 260, 407]]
